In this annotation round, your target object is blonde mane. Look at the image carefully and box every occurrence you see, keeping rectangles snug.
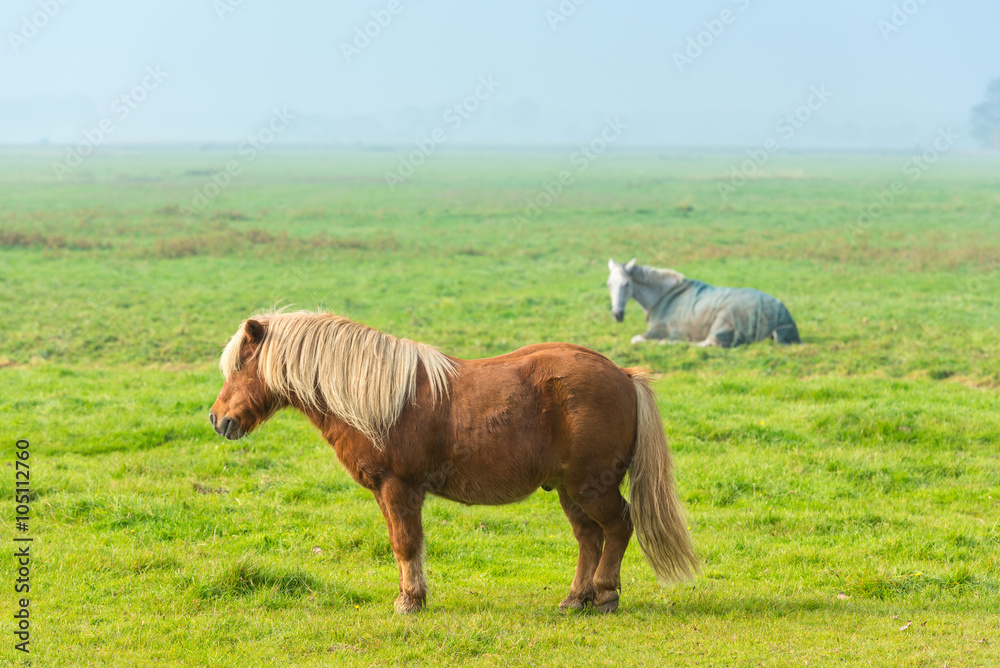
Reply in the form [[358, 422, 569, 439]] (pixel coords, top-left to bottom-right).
[[220, 311, 456, 448]]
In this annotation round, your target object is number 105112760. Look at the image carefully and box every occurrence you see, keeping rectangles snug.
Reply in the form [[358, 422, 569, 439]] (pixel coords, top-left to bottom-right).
[[15, 440, 30, 522]]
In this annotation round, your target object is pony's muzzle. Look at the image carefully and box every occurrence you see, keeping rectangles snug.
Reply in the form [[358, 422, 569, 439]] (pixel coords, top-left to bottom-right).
[[612, 310, 624, 323], [209, 411, 243, 440]]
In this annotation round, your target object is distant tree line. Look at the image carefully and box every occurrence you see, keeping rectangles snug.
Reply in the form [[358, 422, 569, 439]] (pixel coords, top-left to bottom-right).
[[971, 78, 1000, 149]]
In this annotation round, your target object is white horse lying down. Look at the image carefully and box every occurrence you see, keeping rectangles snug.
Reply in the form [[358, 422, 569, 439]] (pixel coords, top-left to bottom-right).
[[607, 258, 801, 348]]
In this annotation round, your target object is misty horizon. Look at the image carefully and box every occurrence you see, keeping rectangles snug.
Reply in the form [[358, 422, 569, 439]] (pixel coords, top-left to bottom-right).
[[2, 0, 998, 150]]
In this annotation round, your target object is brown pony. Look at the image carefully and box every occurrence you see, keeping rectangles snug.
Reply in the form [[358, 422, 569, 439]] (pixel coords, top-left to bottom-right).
[[209, 310, 697, 613]]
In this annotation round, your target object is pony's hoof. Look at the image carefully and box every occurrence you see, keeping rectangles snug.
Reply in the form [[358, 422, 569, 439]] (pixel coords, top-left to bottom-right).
[[594, 591, 619, 614], [630, 335, 646, 344], [558, 595, 586, 612], [394, 592, 425, 614]]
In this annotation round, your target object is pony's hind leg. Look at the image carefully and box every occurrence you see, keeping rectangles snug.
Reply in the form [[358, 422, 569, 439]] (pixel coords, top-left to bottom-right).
[[556, 487, 603, 611], [375, 478, 427, 613], [571, 488, 633, 613]]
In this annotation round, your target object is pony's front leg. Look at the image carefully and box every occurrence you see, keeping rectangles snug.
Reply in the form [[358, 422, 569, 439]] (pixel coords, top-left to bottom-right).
[[375, 478, 427, 613]]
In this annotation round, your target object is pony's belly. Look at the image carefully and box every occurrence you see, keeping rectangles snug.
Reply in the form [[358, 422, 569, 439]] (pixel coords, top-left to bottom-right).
[[430, 485, 539, 506], [431, 474, 549, 506], [427, 456, 554, 506]]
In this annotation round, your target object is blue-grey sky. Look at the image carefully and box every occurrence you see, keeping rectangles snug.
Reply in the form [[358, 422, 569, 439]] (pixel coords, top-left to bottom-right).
[[2, 0, 998, 147]]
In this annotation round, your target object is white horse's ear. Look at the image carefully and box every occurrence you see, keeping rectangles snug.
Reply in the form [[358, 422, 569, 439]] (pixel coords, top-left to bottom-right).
[[608, 258, 616, 270], [624, 258, 637, 273]]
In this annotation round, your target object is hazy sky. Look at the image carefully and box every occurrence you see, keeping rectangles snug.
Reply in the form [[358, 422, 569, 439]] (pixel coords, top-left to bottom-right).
[[2, 0, 998, 147]]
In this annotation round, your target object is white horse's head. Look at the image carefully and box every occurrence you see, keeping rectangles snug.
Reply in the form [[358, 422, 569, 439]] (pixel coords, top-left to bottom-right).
[[607, 258, 637, 323]]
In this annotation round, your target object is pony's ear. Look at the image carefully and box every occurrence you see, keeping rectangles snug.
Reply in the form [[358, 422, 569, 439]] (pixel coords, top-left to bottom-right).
[[608, 258, 616, 271], [624, 258, 637, 273], [244, 319, 265, 345]]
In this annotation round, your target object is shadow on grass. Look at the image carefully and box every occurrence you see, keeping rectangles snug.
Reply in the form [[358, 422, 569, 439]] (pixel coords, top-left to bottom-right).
[[193, 557, 373, 607], [628, 571, 997, 619], [647, 592, 845, 619], [195, 558, 319, 599]]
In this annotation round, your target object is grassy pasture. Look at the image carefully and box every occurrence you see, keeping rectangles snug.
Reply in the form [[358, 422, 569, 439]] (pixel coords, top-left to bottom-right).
[[1, 148, 999, 666]]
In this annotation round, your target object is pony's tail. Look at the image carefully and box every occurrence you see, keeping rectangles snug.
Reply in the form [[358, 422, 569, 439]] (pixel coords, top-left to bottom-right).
[[626, 370, 699, 584]]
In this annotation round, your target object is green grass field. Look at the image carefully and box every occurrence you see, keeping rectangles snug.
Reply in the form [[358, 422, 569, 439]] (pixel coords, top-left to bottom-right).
[[1, 148, 999, 667]]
